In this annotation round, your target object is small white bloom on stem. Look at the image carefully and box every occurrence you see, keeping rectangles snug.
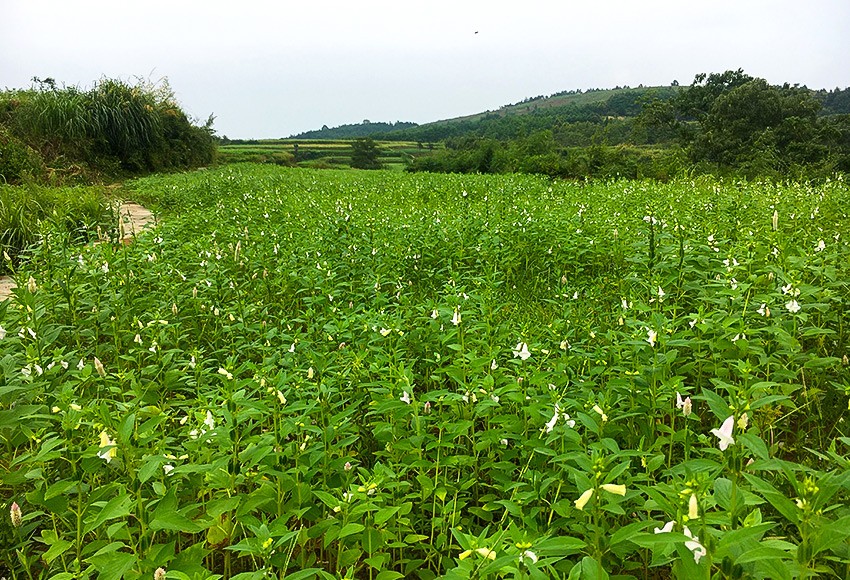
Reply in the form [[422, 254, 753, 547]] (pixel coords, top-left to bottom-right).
[[344, 461, 353, 471], [653, 520, 675, 534], [772, 210, 779, 231], [513, 342, 531, 360], [683, 526, 707, 564], [543, 405, 559, 433], [757, 303, 770, 317], [451, 307, 461, 326], [98, 431, 117, 463], [163, 464, 174, 475], [520, 550, 538, 564], [27, 276, 37, 293], [400, 391, 411, 404], [711, 416, 735, 451], [786, 299, 801, 313], [815, 239, 825, 252], [154, 567, 167, 580], [217, 367, 233, 380], [307, 367, 314, 379], [204, 411, 215, 430], [646, 329, 657, 348], [430, 309, 439, 319]]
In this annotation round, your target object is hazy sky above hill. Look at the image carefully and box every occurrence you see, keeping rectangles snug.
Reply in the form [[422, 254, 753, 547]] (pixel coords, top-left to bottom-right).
[[2, 0, 848, 138]]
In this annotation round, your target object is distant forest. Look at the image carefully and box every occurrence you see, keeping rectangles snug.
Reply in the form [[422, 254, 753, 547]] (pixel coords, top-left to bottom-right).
[[288, 120, 418, 140]]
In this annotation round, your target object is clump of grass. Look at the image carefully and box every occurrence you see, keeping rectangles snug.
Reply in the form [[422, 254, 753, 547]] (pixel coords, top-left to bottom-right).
[[0, 77, 216, 183], [0, 184, 115, 273]]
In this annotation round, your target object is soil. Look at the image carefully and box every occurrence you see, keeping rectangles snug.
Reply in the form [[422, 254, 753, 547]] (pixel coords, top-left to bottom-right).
[[0, 201, 155, 301]]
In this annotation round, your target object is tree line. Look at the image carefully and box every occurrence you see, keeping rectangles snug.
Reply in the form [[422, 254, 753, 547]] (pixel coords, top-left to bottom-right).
[[403, 71, 850, 180]]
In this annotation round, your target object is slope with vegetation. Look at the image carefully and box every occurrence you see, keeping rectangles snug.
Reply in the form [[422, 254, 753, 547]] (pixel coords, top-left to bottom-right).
[[0, 77, 216, 185]]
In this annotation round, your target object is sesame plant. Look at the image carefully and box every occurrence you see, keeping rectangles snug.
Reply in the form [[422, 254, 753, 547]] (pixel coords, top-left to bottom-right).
[[1, 165, 849, 579]]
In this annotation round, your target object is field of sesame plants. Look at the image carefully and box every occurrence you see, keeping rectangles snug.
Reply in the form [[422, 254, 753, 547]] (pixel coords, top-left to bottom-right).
[[1, 164, 850, 580]]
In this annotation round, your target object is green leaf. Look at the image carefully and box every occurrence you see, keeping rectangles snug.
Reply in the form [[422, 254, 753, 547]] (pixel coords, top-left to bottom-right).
[[83, 493, 132, 535], [338, 522, 365, 539], [568, 556, 609, 580]]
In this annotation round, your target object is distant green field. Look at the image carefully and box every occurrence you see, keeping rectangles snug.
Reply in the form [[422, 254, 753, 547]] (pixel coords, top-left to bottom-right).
[[218, 139, 441, 170]]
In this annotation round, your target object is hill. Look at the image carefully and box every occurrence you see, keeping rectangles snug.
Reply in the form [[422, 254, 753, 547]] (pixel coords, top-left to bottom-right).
[[289, 120, 417, 140]]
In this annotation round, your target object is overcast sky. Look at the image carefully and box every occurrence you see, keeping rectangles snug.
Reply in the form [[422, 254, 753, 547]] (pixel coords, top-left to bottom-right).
[[2, 1, 848, 138]]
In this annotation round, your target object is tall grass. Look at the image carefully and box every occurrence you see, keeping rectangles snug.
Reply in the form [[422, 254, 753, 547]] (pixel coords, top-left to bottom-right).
[[0, 78, 215, 183], [0, 184, 115, 272]]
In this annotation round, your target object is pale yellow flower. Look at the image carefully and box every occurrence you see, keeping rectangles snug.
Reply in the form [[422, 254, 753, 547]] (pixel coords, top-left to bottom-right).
[[574, 488, 594, 510]]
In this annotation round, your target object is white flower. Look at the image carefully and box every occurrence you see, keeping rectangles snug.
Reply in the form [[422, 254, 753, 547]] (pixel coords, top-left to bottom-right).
[[217, 367, 233, 380], [400, 391, 411, 404], [772, 210, 778, 231], [379, 328, 392, 336], [430, 309, 439, 319], [653, 520, 675, 534], [543, 406, 559, 434], [730, 278, 738, 290], [757, 303, 770, 317], [98, 431, 117, 463], [564, 413, 576, 428], [815, 239, 826, 252], [513, 342, 531, 360], [683, 526, 707, 564], [204, 411, 216, 430], [657, 286, 665, 300], [163, 464, 175, 475], [520, 550, 538, 565], [0, 325, 5, 340], [490, 359, 498, 370], [785, 299, 801, 313], [646, 329, 657, 348], [307, 367, 314, 379], [711, 416, 735, 451], [451, 307, 461, 326]]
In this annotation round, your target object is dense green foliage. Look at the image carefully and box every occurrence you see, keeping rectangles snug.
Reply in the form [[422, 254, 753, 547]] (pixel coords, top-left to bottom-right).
[[350, 138, 382, 170], [396, 72, 850, 180], [0, 78, 216, 184], [288, 121, 418, 140], [639, 70, 850, 178], [2, 165, 849, 579]]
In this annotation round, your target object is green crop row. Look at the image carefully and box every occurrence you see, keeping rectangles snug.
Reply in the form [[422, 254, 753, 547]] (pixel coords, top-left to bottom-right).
[[1, 166, 849, 579]]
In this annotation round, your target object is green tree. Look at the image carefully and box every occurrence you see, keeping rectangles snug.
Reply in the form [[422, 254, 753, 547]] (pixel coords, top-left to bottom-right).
[[350, 137, 381, 169]]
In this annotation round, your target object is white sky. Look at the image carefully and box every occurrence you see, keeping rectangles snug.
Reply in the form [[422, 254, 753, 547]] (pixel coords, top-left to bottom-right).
[[2, 1, 848, 138]]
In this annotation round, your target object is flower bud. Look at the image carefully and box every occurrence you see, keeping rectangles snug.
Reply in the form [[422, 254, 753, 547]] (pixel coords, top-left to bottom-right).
[[93, 357, 106, 378], [154, 567, 166, 580], [10, 501, 22, 527]]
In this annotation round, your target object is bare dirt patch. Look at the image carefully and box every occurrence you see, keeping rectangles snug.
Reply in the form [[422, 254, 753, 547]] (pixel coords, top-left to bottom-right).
[[0, 201, 155, 301]]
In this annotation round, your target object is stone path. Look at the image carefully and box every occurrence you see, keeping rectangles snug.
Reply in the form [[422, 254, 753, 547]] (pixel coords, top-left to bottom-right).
[[0, 201, 155, 301]]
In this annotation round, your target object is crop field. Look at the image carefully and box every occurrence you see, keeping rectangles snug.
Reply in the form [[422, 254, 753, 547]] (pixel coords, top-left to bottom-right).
[[218, 141, 437, 171], [2, 165, 850, 579]]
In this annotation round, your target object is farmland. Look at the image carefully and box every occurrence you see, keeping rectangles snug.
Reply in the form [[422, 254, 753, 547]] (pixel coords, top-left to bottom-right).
[[218, 140, 439, 171], [2, 165, 850, 579]]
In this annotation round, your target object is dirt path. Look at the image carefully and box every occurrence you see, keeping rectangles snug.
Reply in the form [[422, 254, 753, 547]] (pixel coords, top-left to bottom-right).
[[0, 201, 155, 301]]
